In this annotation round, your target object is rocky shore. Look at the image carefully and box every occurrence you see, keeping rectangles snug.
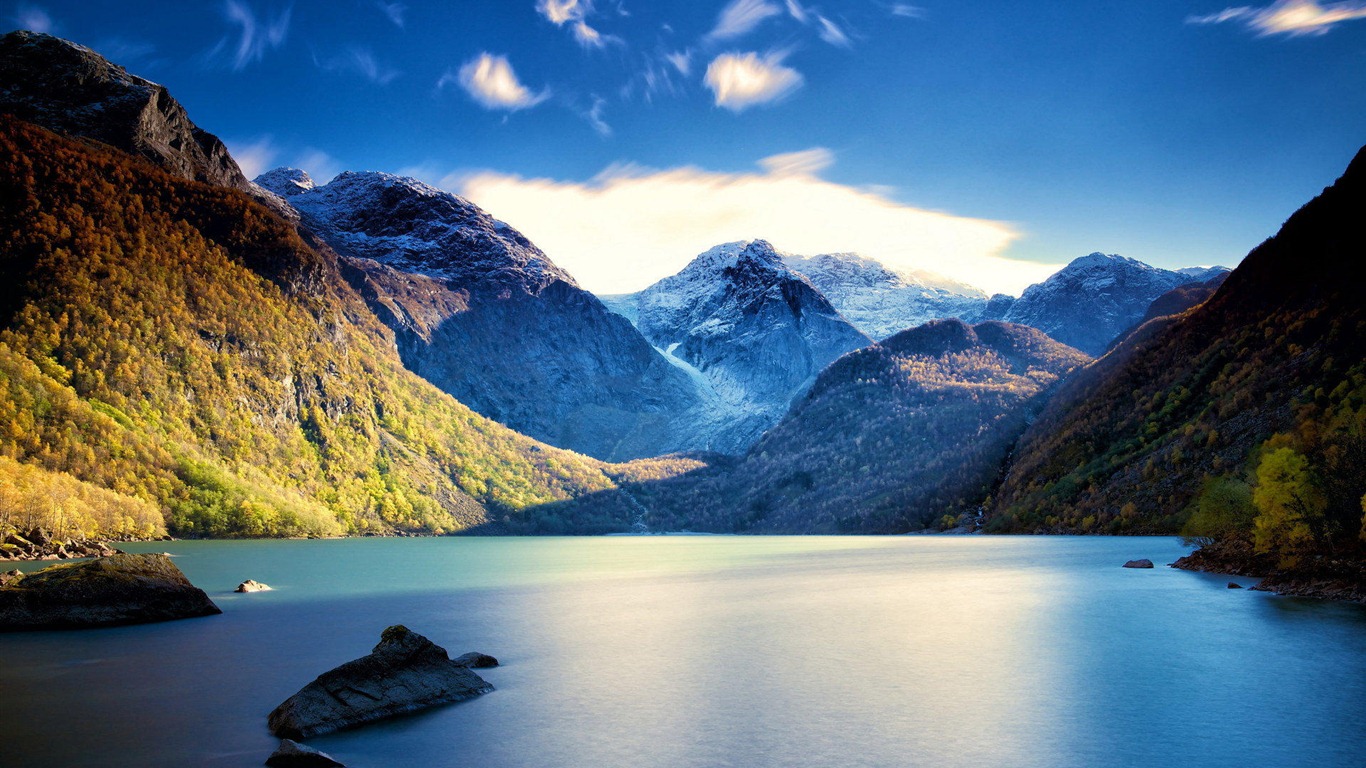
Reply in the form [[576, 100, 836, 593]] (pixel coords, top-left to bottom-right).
[[0, 553, 221, 629], [1172, 540, 1366, 603], [1, 526, 171, 562]]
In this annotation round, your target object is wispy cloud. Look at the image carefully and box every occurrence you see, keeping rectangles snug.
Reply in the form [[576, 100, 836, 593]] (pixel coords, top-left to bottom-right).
[[94, 38, 157, 63], [1187, 0, 1366, 36], [430, 150, 1043, 296], [227, 136, 341, 184], [315, 47, 400, 85], [706, 0, 783, 41], [209, 1, 292, 71], [226, 137, 279, 180], [584, 95, 612, 136], [782, 1, 852, 47], [376, 1, 406, 28], [444, 53, 549, 111], [815, 15, 850, 46], [758, 147, 834, 176], [536, 0, 622, 48], [15, 4, 55, 33], [888, 3, 924, 18], [704, 51, 804, 111]]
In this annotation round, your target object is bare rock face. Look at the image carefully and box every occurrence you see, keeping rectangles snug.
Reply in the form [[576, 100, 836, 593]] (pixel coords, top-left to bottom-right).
[[0, 30, 253, 192], [236, 579, 272, 593], [265, 739, 345, 767], [268, 625, 494, 738], [0, 553, 221, 630]]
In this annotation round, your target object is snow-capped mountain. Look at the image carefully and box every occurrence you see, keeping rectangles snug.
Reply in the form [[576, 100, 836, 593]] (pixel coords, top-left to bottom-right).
[[994, 253, 1231, 355], [783, 252, 991, 340], [0, 31, 251, 192], [614, 240, 873, 451], [257, 168, 713, 461]]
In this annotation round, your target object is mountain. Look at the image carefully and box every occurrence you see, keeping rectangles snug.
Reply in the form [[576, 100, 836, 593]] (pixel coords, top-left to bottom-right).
[[255, 168, 710, 462], [553, 319, 1088, 533], [612, 240, 873, 452], [0, 31, 251, 193], [1105, 271, 1230, 353], [782, 252, 991, 340], [991, 145, 1366, 573], [0, 35, 702, 540], [992, 253, 1230, 355]]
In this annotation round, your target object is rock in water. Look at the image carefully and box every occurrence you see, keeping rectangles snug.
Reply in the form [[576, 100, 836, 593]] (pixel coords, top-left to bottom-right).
[[1228, 582, 1243, 589], [0, 553, 221, 630], [1123, 559, 1155, 569], [237, 579, 272, 593], [453, 651, 499, 669], [265, 739, 345, 767], [268, 625, 494, 738]]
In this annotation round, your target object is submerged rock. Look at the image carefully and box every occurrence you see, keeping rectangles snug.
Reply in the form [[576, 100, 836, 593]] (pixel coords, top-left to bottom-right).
[[265, 739, 345, 767], [268, 625, 494, 738], [237, 579, 272, 593], [1123, 559, 1154, 569], [1228, 582, 1243, 589], [0, 553, 221, 630], [453, 651, 499, 669]]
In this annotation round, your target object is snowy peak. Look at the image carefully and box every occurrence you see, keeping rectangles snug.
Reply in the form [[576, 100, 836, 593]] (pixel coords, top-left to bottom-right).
[[782, 251, 991, 340], [255, 167, 315, 197], [1000, 252, 1221, 355], [0, 30, 252, 192], [255, 167, 576, 292]]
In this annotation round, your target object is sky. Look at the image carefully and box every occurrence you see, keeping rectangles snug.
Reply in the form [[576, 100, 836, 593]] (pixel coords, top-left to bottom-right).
[[7, 1, 1366, 295]]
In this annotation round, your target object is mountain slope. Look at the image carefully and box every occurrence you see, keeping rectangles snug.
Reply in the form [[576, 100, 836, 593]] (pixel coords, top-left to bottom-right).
[[783, 252, 990, 340], [0, 115, 699, 538], [994, 253, 1229, 355], [553, 319, 1087, 534], [616, 240, 872, 452], [992, 146, 1366, 559], [255, 168, 709, 461]]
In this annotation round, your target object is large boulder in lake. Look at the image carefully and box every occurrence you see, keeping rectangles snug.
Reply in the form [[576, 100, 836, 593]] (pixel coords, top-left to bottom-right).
[[1123, 559, 1154, 569], [0, 553, 221, 630], [268, 625, 494, 738]]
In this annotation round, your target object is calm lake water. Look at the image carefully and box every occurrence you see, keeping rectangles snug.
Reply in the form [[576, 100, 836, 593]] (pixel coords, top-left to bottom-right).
[[2, 536, 1364, 768]]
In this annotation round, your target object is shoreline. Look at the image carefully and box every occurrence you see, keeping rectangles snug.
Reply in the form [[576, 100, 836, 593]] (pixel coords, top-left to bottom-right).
[[1171, 541, 1366, 603]]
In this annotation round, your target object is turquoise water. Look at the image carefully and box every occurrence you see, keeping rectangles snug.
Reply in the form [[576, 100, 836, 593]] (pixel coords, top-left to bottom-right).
[[1, 536, 1363, 767]]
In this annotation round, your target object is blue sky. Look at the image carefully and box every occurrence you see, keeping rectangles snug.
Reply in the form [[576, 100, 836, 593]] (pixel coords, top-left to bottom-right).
[[8, 1, 1366, 294]]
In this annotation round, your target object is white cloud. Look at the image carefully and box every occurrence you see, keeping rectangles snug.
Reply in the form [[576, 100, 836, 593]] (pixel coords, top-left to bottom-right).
[[888, 3, 923, 18], [537, 0, 621, 48], [315, 47, 400, 85], [707, 0, 783, 41], [664, 50, 692, 75], [422, 150, 1050, 296], [704, 51, 804, 111], [376, 1, 406, 28], [214, 1, 291, 71], [15, 4, 55, 33], [446, 53, 549, 111], [1187, 1, 1366, 35], [226, 136, 278, 180], [537, 0, 581, 24], [784, 0, 809, 23]]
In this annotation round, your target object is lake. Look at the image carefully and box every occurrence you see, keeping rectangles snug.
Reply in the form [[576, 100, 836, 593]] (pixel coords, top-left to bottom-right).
[[2, 536, 1363, 767]]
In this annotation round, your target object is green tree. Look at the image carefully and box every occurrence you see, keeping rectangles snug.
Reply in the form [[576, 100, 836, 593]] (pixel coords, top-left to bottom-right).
[[1180, 475, 1254, 546], [1252, 446, 1325, 563]]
